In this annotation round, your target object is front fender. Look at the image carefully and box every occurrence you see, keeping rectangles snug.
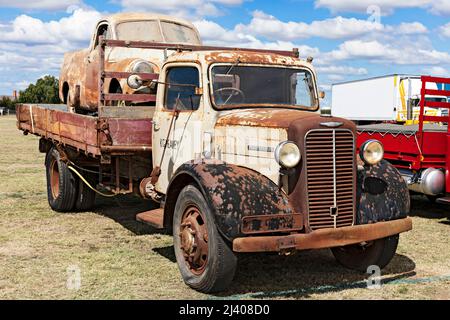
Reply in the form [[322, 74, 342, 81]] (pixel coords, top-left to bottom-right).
[[168, 160, 296, 241], [357, 160, 410, 224]]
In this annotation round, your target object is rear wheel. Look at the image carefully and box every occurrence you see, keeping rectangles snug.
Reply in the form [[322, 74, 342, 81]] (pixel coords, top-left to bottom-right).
[[331, 234, 399, 272], [74, 170, 97, 211], [45, 148, 77, 212], [173, 185, 237, 293]]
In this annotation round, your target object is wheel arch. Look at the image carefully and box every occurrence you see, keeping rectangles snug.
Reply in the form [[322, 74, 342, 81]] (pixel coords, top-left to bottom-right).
[[62, 82, 69, 104], [164, 171, 205, 232], [109, 78, 122, 93], [164, 160, 295, 241], [357, 160, 410, 224]]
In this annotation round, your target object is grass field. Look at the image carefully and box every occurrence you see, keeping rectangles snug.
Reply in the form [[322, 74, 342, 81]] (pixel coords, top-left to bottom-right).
[[0, 115, 449, 300]]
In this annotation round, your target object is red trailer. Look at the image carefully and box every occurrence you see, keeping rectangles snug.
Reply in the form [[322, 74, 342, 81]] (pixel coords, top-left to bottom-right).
[[357, 76, 449, 204]]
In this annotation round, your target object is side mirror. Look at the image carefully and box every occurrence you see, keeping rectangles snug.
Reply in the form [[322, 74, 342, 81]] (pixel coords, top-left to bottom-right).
[[319, 91, 326, 99]]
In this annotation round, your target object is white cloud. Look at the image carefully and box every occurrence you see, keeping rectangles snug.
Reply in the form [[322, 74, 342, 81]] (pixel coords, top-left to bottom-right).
[[428, 0, 450, 16], [315, 0, 450, 16], [322, 40, 450, 65], [193, 19, 320, 56], [316, 66, 368, 76], [0, 8, 102, 94], [440, 22, 450, 37], [390, 22, 428, 34], [0, 0, 81, 11], [232, 11, 427, 42], [119, 0, 244, 19], [422, 66, 448, 76], [0, 8, 102, 45], [235, 11, 384, 40], [316, 0, 430, 14]]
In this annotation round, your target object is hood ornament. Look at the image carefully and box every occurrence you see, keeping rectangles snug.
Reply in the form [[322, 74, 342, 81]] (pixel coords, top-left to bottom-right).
[[320, 122, 343, 128]]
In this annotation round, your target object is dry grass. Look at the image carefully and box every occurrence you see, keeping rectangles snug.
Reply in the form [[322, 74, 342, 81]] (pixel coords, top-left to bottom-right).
[[0, 115, 449, 300]]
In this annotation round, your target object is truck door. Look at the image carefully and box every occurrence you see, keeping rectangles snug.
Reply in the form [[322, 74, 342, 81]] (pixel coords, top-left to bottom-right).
[[152, 64, 205, 193], [84, 22, 110, 108]]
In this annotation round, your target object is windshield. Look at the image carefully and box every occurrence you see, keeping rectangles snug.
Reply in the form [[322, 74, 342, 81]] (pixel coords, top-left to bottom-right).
[[161, 21, 200, 44], [210, 65, 317, 110], [116, 21, 200, 44]]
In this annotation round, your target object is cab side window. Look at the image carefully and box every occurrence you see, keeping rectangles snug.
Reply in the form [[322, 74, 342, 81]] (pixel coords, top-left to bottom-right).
[[94, 24, 110, 48], [165, 67, 200, 111]]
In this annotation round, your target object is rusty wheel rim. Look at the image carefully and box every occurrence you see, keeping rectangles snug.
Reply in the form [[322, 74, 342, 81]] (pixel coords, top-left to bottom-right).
[[179, 205, 209, 275], [50, 158, 60, 199]]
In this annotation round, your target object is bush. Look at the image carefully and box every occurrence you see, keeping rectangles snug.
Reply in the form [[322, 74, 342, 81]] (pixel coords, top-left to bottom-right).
[[18, 75, 59, 104], [0, 96, 15, 112]]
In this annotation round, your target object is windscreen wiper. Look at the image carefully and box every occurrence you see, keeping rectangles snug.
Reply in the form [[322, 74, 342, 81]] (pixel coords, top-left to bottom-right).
[[226, 57, 241, 75]]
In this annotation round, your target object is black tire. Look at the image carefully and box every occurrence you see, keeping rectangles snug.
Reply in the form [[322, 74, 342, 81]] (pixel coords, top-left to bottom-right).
[[173, 185, 237, 293], [331, 234, 399, 272], [74, 171, 97, 211], [426, 195, 438, 203], [45, 147, 77, 212]]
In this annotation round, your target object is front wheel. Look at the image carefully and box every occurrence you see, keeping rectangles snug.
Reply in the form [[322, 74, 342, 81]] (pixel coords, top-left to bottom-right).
[[331, 234, 399, 272], [173, 185, 237, 293]]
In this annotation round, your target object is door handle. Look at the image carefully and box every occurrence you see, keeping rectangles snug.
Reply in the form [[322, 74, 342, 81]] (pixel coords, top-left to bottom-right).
[[151, 120, 160, 131]]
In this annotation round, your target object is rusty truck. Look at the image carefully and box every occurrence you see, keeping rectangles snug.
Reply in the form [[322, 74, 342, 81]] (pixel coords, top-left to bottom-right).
[[16, 13, 412, 293]]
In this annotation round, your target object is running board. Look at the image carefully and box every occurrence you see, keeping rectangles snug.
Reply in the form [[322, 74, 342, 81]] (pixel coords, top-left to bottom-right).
[[136, 208, 164, 229], [436, 197, 450, 205]]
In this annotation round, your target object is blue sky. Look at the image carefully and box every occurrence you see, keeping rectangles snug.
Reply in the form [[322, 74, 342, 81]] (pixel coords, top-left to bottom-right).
[[1, 0, 450, 106]]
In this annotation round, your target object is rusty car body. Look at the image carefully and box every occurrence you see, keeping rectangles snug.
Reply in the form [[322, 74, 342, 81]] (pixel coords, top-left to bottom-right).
[[59, 13, 201, 112], [17, 16, 412, 293]]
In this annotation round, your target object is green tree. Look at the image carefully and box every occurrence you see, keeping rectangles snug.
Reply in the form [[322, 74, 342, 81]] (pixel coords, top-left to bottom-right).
[[0, 96, 15, 112], [18, 75, 59, 104]]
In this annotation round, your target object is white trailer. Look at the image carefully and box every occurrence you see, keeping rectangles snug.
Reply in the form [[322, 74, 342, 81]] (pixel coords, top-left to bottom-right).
[[331, 74, 447, 122]]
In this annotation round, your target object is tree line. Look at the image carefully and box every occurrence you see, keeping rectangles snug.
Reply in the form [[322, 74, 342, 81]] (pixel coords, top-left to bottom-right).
[[0, 75, 60, 111]]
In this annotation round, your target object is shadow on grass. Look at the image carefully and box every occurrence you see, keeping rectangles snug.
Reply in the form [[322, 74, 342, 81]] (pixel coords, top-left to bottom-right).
[[213, 250, 416, 299], [93, 194, 164, 236], [409, 195, 450, 226], [150, 244, 416, 299], [92, 194, 417, 298]]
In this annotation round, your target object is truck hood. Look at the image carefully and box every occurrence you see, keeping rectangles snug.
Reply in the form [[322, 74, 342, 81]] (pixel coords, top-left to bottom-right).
[[215, 108, 354, 131]]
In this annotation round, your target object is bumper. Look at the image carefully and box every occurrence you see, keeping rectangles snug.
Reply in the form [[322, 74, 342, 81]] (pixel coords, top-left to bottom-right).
[[232, 217, 412, 253]]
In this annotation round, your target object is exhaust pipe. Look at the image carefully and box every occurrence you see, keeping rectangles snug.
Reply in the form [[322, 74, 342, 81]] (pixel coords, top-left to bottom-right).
[[399, 168, 445, 196]]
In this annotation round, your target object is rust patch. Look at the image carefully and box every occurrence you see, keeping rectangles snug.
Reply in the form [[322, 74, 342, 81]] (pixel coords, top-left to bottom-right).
[[173, 161, 299, 240], [233, 217, 413, 253], [215, 108, 319, 129], [357, 160, 410, 224], [242, 213, 303, 234]]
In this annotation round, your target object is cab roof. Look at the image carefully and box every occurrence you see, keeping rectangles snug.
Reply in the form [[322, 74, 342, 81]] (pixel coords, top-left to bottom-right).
[[104, 12, 197, 29], [165, 50, 314, 69]]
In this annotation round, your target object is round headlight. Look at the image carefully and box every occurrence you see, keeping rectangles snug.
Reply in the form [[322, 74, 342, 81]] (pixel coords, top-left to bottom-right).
[[131, 60, 153, 74], [275, 141, 301, 168], [360, 140, 384, 165]]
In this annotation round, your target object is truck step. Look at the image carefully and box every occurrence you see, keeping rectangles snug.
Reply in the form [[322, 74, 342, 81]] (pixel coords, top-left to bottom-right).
[[436, 197, 450, 205], [136, 208, 164, 229]]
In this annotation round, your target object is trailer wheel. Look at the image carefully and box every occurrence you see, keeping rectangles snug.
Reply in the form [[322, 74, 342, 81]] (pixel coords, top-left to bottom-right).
[[45, 148, 77, 212], [74, 171, 97, 211], [331, 234, 399, 272], [173, 185, 237, 293]]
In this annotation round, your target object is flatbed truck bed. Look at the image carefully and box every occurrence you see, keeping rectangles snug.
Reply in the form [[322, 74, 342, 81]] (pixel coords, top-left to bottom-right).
[[16, 104, 153, 159]]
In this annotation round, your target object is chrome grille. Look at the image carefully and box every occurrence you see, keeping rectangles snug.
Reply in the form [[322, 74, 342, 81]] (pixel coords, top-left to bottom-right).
[[305, 129, 355, 230]]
